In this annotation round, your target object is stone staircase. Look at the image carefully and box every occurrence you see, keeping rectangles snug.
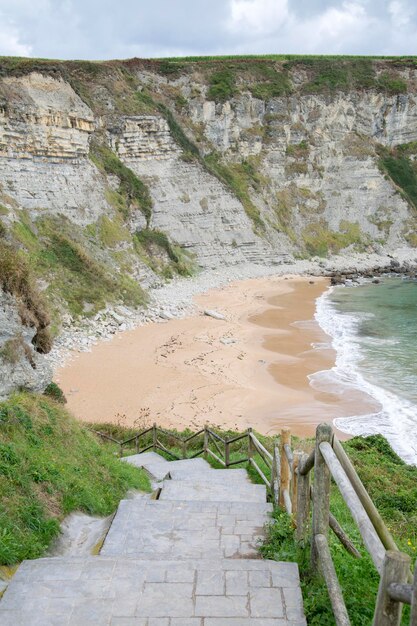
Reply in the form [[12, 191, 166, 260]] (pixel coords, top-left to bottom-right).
[[0, 451, 306, 625]]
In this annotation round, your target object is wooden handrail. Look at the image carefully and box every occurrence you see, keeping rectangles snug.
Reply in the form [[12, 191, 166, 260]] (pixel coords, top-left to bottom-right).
[[332, 438, 399, 554], [249, 432, 273, 462], [183, 429, 205, 442], [319, 441, 385, 573], [298, 448, 314, 476]]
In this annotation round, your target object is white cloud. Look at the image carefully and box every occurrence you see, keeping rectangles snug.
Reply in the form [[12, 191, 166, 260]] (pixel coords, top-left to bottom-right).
[[388, 1, 414, 29], [291, 2, 373, 51], [0, 0, 416, 59], [228, 0, 289, 36], [225, 0, 375, 54], [0, 13, 32, 56]]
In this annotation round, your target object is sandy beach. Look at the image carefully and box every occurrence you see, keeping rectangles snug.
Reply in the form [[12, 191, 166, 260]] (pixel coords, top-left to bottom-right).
[[56, 276, 377, 437]]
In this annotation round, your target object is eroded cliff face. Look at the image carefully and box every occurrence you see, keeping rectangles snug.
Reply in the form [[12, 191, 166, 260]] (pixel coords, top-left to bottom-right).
[[0, 57, 417, 395], [0, 290, 51, 400]]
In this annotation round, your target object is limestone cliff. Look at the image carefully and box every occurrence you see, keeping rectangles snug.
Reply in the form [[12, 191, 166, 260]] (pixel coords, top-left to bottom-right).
[[0, 56, 417, 396]]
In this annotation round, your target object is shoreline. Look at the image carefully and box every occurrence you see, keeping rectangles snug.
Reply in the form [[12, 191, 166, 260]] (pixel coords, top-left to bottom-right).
[[46, 249, 417, 372], [55, 275, 377, 438]]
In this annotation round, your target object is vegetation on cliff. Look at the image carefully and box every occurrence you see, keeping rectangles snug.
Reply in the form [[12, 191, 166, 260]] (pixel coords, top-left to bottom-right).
[[0, 393, 150, 566], [0, 241, 52, 353], [378, 142, 417, 211], [90, 143, 153, 225]]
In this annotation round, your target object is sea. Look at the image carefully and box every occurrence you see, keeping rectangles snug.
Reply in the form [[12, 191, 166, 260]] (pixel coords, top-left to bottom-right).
[[313, 276, 417, 465]]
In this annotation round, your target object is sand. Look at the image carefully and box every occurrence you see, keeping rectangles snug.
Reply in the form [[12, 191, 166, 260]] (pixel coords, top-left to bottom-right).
[[56, 276, 378, 437]]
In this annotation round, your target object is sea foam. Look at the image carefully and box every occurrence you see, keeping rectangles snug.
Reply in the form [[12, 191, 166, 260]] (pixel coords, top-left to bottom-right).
[[312, 286, 417, 465]]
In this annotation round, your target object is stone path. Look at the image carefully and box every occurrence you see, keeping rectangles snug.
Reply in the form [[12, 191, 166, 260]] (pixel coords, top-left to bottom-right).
[[0, 451, 306, 625]]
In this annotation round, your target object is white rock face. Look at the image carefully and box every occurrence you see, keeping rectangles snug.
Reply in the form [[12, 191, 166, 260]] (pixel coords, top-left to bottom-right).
[[110, 116, 288, 268], [0, 73, 111, 226], [0, 290, 52, 400], [188, 89, 417, 252]]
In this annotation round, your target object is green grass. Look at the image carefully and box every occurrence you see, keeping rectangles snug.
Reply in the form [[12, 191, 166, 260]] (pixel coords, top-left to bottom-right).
[[302, 219, 367, 257], [90, 143, 153, 224], [208, 70, 236, 102], [204, 152, 265, 232], [379, 145, 417, 212], [134, 229, 195, 278], [0, 393, 151, 566], [17, 215, 147, 320], [260, 435, 416, 625]]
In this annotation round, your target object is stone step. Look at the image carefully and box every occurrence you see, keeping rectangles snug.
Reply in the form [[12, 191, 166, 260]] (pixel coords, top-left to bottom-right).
[[122, 455, 213, 481], [159, 480, 267, 503], [0, 556, 306, 625], [101, 500, 272, 560], [169, 468, 251, 484]]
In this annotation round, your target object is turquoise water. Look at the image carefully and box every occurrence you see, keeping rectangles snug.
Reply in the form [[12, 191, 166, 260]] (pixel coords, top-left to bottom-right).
[[315, 277, 417, 464]]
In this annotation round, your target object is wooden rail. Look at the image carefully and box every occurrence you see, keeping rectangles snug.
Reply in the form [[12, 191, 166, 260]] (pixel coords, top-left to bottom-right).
[[92, 423, 278, 503], [286, 422, 417, 626], [93, 421, 416, 624]]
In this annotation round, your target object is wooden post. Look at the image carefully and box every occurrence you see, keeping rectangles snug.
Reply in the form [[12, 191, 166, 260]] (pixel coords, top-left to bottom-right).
[[152, 423, 157, 452], [279, 428, 291, 508], [292, 450, 302, 517], [315, 534, 351, 625], [296, 452, 310, 543], [311, 422, 333, 571], [271, 443, 280, 506], [248, 428, 254, 461], [411, 558, 417, 626], [203, 424, 208, 460], [373, 551, 411, 626], [135, 436, 139, 454], [225, 440, 230, 467]]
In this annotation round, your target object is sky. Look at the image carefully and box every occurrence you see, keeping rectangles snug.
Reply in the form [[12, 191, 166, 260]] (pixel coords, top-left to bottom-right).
[[0, 0, 415, 60]]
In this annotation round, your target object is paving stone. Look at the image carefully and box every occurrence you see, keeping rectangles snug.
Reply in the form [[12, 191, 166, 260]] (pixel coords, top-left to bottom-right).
[[159, 481, 267, 503], [196, 570, 225, 595], [122, 452, 168, 467], [195, 595, 249, 617], [101, 500, 271, 560], [250, 588, 286, 619]]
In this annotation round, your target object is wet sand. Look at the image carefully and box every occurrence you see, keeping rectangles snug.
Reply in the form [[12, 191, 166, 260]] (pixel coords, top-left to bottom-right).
[[56, 276, 378, 437]]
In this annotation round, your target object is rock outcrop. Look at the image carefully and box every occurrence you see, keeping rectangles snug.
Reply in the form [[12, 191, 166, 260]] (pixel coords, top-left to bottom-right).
[[0, 290, 51, 400]]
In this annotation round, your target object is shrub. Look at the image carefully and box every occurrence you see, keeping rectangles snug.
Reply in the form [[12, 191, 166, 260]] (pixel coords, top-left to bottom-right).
[[377, 73, 407, 94], [204, 152, 265, 232], [208, 70, 236, 102], [134, 229, 194, 277], [43, 382, 67, 404], [249, 72, 291, 99]]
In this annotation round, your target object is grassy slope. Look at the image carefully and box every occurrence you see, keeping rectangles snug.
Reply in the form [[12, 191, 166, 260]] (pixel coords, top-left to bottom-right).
[[0, 393, 150, 566]]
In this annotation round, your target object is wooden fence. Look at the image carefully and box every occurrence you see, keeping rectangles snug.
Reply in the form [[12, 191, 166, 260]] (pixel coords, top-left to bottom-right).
[[93, 422, 417, 625], [93, 423, 279, 497], [282, 422, 417, 626]]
